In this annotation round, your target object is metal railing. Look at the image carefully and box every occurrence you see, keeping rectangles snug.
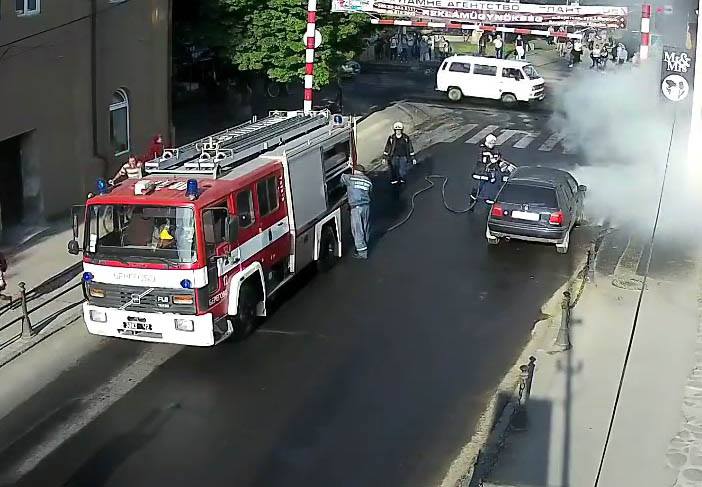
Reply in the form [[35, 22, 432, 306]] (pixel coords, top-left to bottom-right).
[[0, 262, 84, 351]]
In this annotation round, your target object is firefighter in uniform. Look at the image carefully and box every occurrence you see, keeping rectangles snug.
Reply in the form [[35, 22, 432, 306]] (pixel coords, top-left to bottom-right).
[[341, 165, 373, 259], [470, 134, 502, 206], [111, 155, 143, 184], [383, 122, 417, 185]]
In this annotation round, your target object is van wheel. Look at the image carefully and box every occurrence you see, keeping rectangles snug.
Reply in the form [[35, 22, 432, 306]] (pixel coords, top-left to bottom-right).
[[447, 87, 463, 102], [229, 284, 257, 341], [317, 225, 339, 272], [501, 93, 517, 106]]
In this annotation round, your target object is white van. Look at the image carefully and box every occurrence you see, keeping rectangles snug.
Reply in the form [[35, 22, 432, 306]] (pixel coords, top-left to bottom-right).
[[436, 55, 545, 105]]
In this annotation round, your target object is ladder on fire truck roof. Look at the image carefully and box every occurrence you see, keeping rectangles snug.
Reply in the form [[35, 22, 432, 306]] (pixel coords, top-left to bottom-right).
[[144, 110, 333, 178]]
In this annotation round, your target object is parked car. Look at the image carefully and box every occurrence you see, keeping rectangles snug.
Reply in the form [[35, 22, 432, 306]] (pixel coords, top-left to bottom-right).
[[339, 60, 361, 78], [436, 55, 545, 106], [486, 166, 586, 254]]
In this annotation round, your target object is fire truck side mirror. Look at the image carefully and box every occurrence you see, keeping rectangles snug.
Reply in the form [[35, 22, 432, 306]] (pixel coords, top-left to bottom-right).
[[68, 205, 85, 255], [225, 216, 239, 244]]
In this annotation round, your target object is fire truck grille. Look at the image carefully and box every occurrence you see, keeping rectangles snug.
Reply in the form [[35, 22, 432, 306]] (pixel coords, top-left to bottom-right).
[[86, 282, 197, 315]]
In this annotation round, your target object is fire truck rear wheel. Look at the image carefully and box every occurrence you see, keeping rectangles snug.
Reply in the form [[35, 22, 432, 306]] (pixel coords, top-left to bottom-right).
[[229, 284, 257, 341], [317, 225, 339, 272]]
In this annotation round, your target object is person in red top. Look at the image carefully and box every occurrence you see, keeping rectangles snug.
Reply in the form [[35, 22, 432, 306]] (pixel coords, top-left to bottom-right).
[[144, 134, 165, 162], [0, 251, 9, 301]]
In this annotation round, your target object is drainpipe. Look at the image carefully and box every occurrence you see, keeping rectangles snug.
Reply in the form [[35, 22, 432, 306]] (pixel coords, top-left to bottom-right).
[[91, 0, 108, 180]]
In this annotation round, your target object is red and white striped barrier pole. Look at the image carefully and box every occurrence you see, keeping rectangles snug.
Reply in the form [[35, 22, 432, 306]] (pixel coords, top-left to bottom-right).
[[640, 4, 652, 61], [304, 0, 317, 114]]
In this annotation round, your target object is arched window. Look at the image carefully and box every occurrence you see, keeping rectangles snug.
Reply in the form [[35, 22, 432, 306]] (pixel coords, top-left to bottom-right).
[[110, 89, 130, 156]]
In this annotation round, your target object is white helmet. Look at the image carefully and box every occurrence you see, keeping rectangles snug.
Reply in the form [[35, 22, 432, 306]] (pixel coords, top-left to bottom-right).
[[393, 121, 404, 131], [485, 134, 497, 148]]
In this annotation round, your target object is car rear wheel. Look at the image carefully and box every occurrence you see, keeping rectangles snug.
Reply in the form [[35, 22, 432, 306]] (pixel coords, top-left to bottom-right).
[[556, 231, 570, 254], [448, 87, 463, 102], [501, 93, 518, 106]]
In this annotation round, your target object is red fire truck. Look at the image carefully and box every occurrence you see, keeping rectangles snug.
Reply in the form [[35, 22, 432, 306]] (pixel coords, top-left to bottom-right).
[[68, 110, 356, 346]]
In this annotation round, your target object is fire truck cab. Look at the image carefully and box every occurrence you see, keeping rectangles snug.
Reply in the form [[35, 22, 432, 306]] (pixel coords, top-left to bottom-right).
[[70, 110, 356, 346]]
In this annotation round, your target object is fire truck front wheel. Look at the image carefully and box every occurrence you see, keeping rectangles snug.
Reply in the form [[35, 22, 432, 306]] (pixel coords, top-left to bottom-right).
[[229, 284, 258, 341]]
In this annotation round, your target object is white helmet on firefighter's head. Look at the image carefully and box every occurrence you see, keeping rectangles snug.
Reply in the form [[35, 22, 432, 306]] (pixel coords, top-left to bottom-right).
[[485, 134, 497, 149], [393, 121, 404, 131]]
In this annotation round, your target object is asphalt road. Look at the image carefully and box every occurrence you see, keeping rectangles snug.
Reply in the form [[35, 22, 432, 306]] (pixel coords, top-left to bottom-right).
[[3, 96, 598, 487]]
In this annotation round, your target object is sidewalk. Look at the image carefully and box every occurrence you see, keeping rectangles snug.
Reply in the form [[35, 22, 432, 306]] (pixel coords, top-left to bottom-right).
[[482, 228, 701, 486], [0, 223, 83, 365]]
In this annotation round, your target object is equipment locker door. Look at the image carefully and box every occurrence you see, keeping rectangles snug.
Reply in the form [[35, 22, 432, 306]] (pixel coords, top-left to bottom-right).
[[254, 168, 290, 268]]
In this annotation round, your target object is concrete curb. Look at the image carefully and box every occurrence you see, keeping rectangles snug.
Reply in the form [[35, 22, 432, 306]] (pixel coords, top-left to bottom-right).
[[440, 249, 592, 487], [0, 309, 83, 369]]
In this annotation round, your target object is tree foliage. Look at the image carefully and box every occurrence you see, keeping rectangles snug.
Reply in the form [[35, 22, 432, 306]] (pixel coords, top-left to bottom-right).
[[175, 0, 370, 88]]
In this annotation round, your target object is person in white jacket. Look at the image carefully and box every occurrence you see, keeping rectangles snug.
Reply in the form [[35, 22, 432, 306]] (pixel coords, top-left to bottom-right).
[[493, 34, 504, 59]]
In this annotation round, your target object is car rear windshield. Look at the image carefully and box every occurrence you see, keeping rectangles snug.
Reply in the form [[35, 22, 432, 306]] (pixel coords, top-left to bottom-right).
[[498, 183, 558, 208]]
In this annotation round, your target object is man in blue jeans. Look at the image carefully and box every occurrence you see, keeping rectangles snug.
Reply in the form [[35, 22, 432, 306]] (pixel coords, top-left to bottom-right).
[[341, 165, 373, 259], [383, 122, 417, 185]]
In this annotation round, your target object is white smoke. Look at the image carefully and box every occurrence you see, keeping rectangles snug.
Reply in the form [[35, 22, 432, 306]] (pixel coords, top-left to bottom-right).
[[549, 57, 699, 238]]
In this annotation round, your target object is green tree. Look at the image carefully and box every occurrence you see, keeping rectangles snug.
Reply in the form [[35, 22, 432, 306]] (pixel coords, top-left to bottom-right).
[[219, 0, 370, 87]]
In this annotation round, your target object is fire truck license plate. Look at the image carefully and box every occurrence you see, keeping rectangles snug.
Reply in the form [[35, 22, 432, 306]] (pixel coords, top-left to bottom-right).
[[124, 321, 153, 331]]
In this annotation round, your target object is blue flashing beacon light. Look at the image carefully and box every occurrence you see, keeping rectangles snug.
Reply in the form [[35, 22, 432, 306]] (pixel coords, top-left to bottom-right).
[[186, 179, 199, 200], [83, 272, 94, 282], [96, 178, 110, 195], [180, 279, 192, 289]]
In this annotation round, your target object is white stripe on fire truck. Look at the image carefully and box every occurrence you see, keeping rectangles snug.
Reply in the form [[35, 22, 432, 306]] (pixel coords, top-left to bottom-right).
[[218, 216, 290, 277]]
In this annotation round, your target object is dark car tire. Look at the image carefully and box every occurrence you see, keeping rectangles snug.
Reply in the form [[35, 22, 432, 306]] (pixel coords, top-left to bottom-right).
[[317, 225, 339, 272], [229, 284, 257, 341]]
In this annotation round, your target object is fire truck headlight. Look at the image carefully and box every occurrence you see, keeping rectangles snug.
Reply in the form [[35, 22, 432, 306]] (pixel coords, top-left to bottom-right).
[[89, 310, 107, 323], [175, 319, 195, 332]]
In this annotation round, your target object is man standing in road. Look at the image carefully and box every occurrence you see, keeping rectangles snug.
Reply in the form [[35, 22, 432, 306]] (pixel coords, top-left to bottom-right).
[[569, 38, 583, 68], [515, 35, 525, 60], [493, 34, 504, 59], [383, 122, 417, 185], [341, 165, 372, 260]]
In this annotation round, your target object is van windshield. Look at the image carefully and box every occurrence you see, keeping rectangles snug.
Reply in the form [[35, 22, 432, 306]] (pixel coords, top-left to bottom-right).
[[523, 65, 541, 80]]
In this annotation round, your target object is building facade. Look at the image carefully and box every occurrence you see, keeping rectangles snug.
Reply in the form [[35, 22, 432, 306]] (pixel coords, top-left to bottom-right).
[[0, 0, 171, 238]]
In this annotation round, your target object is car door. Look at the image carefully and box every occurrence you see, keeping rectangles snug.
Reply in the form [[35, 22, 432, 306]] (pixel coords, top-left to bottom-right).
[[501, 67, 524, 100], [233, 185, 260, 267], [201, 202, 231, 312], [558, 182, 576, 228], [447, 61, 472, 94], [471, 63, 499, 98]]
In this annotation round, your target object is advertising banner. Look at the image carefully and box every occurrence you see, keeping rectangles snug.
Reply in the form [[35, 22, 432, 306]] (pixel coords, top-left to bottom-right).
[[660, 46, 695, 103], [332, 0, 628, 27]]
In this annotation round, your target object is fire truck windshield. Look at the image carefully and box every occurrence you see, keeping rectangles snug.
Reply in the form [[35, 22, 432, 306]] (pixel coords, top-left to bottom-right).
[[85, 205, 197, 264]]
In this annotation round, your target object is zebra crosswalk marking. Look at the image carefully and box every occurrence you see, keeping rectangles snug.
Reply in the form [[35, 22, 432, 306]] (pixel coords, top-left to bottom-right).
[[495, 129, 538, 148], [466, 125, 500, 144], [538, 132, 567, 152], [513, 132, 539, 148]]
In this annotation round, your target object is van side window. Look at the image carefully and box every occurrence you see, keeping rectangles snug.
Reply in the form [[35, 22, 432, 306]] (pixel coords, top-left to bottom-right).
[[474, 64, 497, 76], [448, 62, 471, 73], [502, 68, 523, 80]]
